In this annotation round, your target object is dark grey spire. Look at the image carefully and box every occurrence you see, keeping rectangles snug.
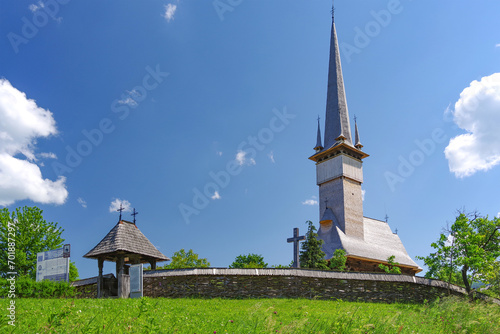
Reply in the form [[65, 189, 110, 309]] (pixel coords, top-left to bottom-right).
[[324, 6, 353, 149], [354, 117, 363, 149], [314, 116, 323, 152]]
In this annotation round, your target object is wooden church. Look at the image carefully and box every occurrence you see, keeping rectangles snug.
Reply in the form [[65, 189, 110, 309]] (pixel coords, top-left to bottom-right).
[[310, 4, 421, 275]]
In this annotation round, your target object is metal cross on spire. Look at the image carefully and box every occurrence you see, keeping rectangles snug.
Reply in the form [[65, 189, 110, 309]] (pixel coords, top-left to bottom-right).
[[287, 228, 306, 268], [117, 203, 125, 221], [331, 0, 335, 19], [131, 208, 139, 224]]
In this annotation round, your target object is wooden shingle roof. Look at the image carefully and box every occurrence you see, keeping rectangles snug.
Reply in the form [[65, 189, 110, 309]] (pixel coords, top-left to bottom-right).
[[84, 220, 169, 262]]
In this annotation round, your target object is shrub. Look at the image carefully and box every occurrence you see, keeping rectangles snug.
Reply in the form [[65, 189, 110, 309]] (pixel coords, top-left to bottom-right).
[[0, 276, 75, 298], [329, 249, 347, 271], [229, 254, 268, 268]]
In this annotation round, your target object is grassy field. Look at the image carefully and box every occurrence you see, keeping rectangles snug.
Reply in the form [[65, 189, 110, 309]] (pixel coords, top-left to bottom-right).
[[1, 297, 499, 333]]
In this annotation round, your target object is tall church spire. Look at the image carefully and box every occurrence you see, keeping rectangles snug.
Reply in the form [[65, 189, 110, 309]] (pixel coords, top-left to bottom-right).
[[314, 116, 323, 152], [324, 3, 352, 149]]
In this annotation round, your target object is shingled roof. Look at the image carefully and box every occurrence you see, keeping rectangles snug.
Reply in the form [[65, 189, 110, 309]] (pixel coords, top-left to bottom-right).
[[318, 217, 422, 272], [84, 220, 169, 263]]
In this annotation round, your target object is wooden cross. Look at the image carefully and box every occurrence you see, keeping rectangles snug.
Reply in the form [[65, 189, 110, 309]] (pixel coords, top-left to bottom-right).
[[287, 228, 306, 268], [117, 203, 124, 221], [131, 208, 139, 224]]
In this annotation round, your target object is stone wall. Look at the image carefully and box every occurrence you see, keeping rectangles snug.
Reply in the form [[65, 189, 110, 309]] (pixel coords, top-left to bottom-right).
[[143, 268, 466, 303], [72, 274, 117, 298], [73, 268, 499, 304]]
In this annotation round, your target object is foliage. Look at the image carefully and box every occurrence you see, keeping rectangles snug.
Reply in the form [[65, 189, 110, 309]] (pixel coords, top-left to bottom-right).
[[2, 296, 499, 333], [229, 253, 268, 269], [69, 262, 79, 282], [299, 221, 328, 270], [0, 206, 65, 279], [272, 261, 293, 269], [0, 276, 75, 298], [329, 249, 347, 271], [417, 212, 500, 294], [158, 249, 210, 269], [378, 255, 402, 274]]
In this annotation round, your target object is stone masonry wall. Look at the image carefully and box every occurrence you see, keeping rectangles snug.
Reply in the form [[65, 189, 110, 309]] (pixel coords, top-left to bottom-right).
[[142, 269, 467, 304]]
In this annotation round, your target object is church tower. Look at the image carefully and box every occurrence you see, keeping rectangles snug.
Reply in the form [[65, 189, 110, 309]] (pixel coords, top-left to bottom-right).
[[307, 4, 421, 275], [309, 5, 369, 257]]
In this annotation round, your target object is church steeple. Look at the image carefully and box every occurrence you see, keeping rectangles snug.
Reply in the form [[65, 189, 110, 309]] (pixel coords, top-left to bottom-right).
[[324, 2, 352, 149], [309, 4, 369, 245], [314, 117, 324, 152]]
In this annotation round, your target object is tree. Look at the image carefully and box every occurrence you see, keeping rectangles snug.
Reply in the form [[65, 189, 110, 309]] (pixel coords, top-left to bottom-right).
[[329, 249, 347, 271], [229, 254, 268, 268], [69, 262, 79, 282], [0, 207, 65, 279], [417, 212, 500, 295], [160, 249, 210, 269], [299, 221, 328, 270], [378, 255, 402, 274]]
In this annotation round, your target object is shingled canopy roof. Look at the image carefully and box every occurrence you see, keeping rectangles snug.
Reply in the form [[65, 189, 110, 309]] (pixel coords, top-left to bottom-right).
[[84, 220, 169, 263]]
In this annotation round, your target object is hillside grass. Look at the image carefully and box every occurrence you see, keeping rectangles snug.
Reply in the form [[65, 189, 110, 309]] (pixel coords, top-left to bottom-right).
[[1, 297, 499, 333]]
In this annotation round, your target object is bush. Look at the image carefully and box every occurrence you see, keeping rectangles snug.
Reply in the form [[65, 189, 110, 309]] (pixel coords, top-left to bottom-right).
[[0, 276, 75, 298], [229, 254, 268, 268], [329, 249, 347, 271]]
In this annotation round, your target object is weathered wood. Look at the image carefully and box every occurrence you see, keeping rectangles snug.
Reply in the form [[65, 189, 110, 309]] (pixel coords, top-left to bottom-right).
[[97, 258, 103, 298]]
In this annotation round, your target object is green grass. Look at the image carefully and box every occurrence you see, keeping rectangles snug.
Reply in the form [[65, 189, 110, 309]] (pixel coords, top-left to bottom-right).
[[0, 297, 499, 333]]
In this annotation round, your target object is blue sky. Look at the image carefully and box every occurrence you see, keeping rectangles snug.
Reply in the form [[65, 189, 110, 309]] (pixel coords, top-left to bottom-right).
[[1, 0, 500, 279]]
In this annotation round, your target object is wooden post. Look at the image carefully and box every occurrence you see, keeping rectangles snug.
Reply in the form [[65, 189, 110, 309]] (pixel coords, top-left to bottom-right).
[[117, 256, 125, 298], [150, 260, 156, 270], [97, 258, 104, 298]]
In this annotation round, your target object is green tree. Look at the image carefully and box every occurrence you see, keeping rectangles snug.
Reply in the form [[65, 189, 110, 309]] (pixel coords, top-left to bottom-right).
[[417, 212, 500, 295], [299, 221, 328, 270], [329, 249, 347, 271], [0, 207, 65, 279], [229, 254, 268, 268], [160, 249, 210, 269], [69, 262, 79, 282], [378, 255, 402, 274]]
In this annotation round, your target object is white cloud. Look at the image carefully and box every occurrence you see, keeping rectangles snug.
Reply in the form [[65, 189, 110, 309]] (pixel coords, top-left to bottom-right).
[[29, 2, 44, 12], [362, 189, 366, 201], [444, 73, 500, 177], [216, 151, 223, 156], [118, 97, 137, 107], [109, 198, 132, 213], [497, 212, 500, 218], [302, 197, 318, 206], [0, 79, 67, 206], [163, 3, 177, 22], [77, 197, 87, 208], [39, 152, 57, 159], [211, 191, 221, 200], [268, 151, 275, 163], [496, 44, 500, 48], [235, 150, 256, 166]]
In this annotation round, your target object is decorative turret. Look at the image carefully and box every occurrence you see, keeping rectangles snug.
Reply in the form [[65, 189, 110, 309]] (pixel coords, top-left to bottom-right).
[[354, 117, 363, 150], [314, 117, 324, 152]]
